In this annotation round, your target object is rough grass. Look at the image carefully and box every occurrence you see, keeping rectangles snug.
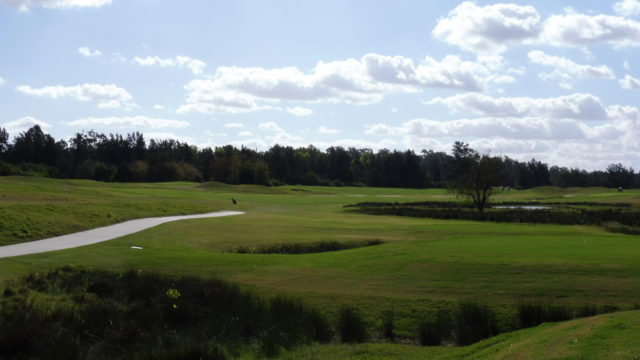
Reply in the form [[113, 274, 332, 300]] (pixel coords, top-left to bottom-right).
[[0, 266, 332, 359]]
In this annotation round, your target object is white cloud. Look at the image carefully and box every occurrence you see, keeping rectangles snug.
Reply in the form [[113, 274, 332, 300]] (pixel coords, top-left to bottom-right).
[[66, 116, 189, 129], [614, 0, 640, 16], [540, 13, 640, 48], [434, 3, 640, 54], [224, 122, 244, 129], [433, 2, 541, 54], [17, 83, 136, 109], [286, 106, 313, 116], [2, 0, 111, 11], [153, 104, 165, 110], [77, 46, 102, 57], [429, 93, 609, 121], [0, 76, 5, 85], [318, 126, 340, 134], [133, 55, 206, 75], [620, 74, 640, 89], [376, 117, 593, 141], [528, 50, 615, 88], [238, 131, 253, 137], [258, 122, 283, 132], [2, 116, 50, 134], [178, 53, 502, 114], [624, 60, 631, 69]]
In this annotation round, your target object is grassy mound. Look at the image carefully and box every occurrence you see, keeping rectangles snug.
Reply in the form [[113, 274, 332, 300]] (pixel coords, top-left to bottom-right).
[[275, 310, 640, 359]]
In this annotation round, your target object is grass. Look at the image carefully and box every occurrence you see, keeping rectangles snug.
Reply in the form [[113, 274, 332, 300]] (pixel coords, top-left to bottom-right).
[[1, 176, 640, 357], [272, 310, 640, 359], [0, 176, 227, 245]]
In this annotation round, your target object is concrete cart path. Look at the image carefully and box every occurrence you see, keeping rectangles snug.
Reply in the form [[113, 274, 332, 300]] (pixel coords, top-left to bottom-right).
[[0, 211, 245, 259]]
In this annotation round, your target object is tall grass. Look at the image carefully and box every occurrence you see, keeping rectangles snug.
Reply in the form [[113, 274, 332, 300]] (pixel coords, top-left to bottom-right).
[[233, 239, 383, 254], [339, 307, 367, 343], [0, 266, 333, 359]]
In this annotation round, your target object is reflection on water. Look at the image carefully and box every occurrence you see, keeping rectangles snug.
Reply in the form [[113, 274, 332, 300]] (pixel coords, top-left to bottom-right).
[[494, 205, 553, 210]]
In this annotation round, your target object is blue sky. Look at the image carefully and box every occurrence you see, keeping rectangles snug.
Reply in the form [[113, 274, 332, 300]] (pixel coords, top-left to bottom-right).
[[1, 0, 639, 170]]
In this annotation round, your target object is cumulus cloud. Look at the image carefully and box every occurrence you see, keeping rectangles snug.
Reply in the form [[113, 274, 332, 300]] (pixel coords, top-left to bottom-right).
[[429, 93, 609, 121], [391, 117, 595, 140], [1, 0, 111, 11], [224, 122, 244, 129], [133, 55, 206, 75], [528, 50, 615, 88], [178, 53, 502, 114], [286, 107, 313, 116], [17, 83, 136, 109], [614, 0, 640, 16], [318, 126, 340, 134], [0, 76, 5, 85], [433, 2, 541, 54], [258, 122, 283, 132], [434, 3, 640, 54], [238, 131, 253, 137], [77, 46, 102, 57], [66, 116, 189, 129], [540, 13, 640, 48], [2, 116, 51, 134], [620, 74, 640, 89]]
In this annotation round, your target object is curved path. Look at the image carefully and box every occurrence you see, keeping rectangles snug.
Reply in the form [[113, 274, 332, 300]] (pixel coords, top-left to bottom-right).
[[0, 211, 244, 259]]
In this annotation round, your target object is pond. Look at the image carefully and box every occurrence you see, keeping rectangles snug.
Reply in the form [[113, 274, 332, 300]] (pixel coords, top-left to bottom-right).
[[493, 205, 553, 210]]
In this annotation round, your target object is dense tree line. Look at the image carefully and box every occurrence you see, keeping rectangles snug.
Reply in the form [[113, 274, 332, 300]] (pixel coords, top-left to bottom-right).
[[0, 125, 638, 189]]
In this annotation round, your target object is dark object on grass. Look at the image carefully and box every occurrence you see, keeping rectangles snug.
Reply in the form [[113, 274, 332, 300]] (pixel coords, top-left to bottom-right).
[[232, 198, 237, 205]]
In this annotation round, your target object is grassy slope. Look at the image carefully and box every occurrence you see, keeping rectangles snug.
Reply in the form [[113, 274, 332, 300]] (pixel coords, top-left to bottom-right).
[[1, 177, 640, 356], [274, 310, 640, 360], [0, 176, 226, 245]]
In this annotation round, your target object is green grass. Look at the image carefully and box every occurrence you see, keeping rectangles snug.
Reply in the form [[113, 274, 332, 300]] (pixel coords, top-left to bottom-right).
[[0, 176, 227, 245], [1, 177, 640, 357]]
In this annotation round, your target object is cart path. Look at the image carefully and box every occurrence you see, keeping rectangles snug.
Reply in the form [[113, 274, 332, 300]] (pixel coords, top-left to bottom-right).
[[0, 211, 244, 259]]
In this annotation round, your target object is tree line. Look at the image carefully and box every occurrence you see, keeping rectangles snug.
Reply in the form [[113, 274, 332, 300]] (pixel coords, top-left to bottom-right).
[[0, 125, 637, 189]]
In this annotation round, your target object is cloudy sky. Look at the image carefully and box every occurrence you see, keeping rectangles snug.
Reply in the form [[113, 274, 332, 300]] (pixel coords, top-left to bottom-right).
[[1, 0, 639, 170]]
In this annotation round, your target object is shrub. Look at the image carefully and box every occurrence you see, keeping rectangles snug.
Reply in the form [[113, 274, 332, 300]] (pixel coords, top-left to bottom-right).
[[0, 267, 333, 359]]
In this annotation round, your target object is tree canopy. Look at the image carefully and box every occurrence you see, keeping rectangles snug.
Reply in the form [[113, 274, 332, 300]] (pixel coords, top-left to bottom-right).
[[0, 126, 637, 189]]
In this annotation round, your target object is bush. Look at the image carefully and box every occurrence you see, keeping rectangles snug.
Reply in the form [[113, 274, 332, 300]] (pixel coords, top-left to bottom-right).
[[300, 171, 322, 186], [0, 267, 333, 359], [339, 307, 367, 343]]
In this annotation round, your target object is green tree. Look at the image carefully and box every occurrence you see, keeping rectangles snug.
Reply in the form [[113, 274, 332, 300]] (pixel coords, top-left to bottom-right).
[[449, 143, 502, 212]]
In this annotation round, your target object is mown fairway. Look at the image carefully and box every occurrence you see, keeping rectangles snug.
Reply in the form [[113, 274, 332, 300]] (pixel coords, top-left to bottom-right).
[[1, 176, 640, 356]]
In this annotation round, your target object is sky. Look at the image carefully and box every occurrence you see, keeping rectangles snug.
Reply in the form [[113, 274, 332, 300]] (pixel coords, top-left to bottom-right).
[[1, 0, 639, 171]]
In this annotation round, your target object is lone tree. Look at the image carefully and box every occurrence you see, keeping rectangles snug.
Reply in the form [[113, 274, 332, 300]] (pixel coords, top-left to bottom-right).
[[449, 142, 502, 212]]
